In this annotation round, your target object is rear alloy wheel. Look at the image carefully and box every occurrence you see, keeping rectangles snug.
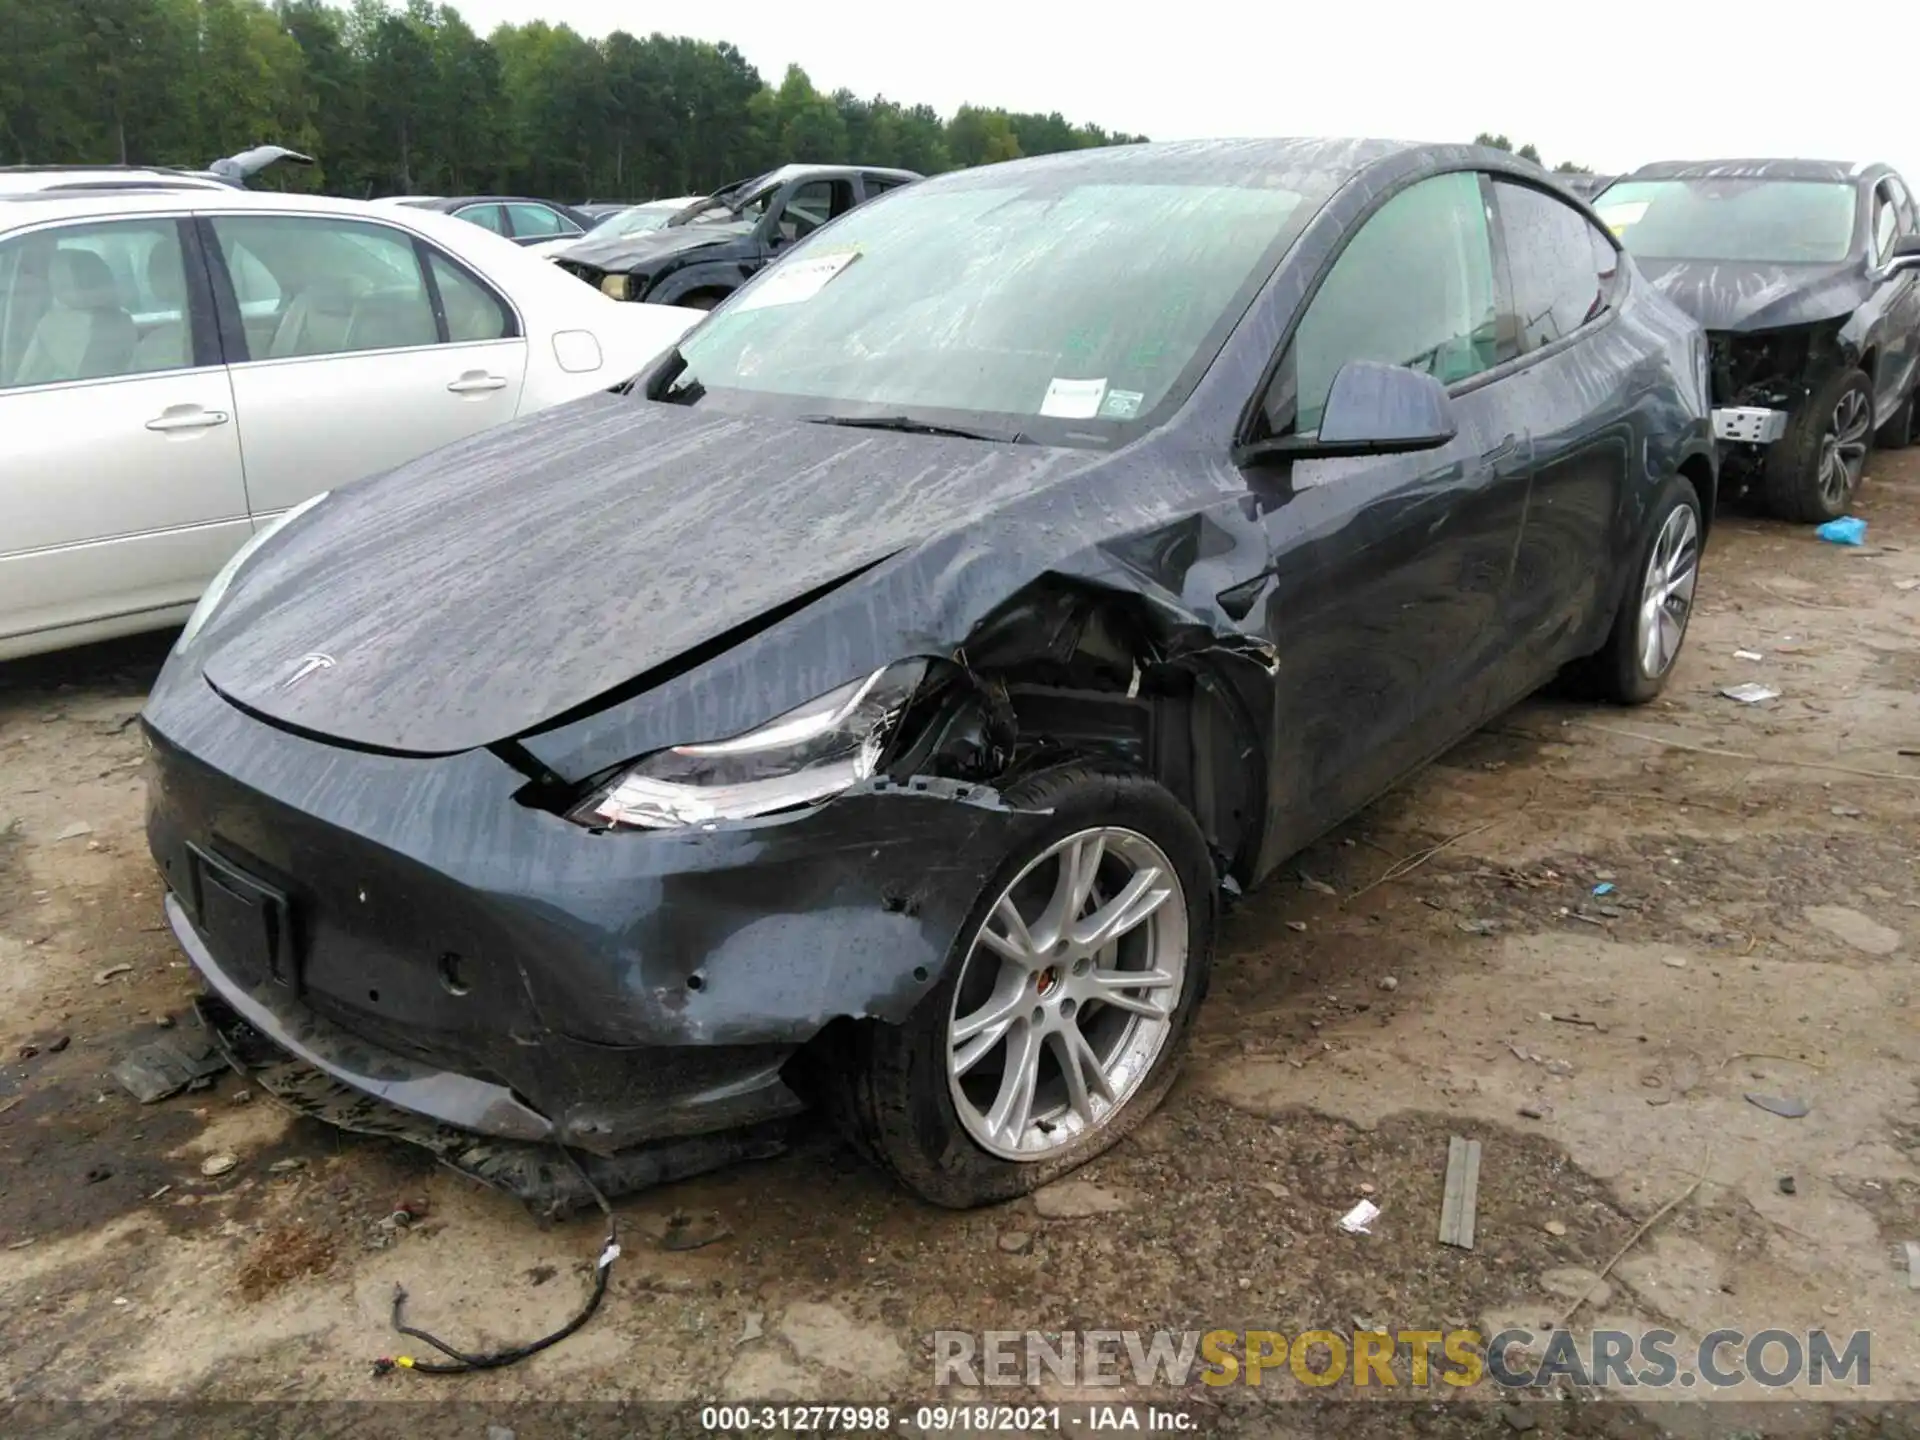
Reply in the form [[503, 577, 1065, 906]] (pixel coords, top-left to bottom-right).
[[822, 766, 1215, 1208], [1579, 475, 1702, 705], [1763, 368, 1874, 523]]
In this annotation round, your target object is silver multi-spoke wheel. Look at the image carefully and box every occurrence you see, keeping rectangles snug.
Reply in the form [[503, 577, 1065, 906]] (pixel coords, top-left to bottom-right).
[[1637, 503, 1699, 679], [1819, 387, 1872, 508], [946, 826, 1187, 1161]]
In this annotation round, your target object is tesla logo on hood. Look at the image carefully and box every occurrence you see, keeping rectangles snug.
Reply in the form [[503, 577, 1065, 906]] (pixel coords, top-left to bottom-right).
[[281, 652, 336, 689]]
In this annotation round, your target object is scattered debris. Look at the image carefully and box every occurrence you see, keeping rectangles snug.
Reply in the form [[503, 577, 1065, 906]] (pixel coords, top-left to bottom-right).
[[1034, 1180, 1129, 1219], [200, 1154, 238, 1177], [1745, 1093, 1810, 1120], [1895, 578, 1920, 592], [1831, 804, 1864, 819], [148, 1184, 172, 1201], [1906, 1242, 1920, 1292], [1721, 682, 1779, 705], [659, 1211, 732, 1251], [997, 1232, 1033, 1255], [85, 1165, 112, 1184], [1437, 1137, 1481, 1250], [1456, 917, 1501, 935], [92, 964, 133, 986], [235, 1222, 337, 1301], [1499, 1401, 1539, 1432], [268, 1158, 307, 1174], [1733, 649, 1764, 661], [1284, 920, 1307, 933], [7, 1239, 34, 1250], [1814, 515, 1866, 546], [1517, 1104, 1550, 1121], [1296, 872, 1338, 896], [1591, 882, 1615, 896], [0, 1097, 20, 1117], [738, 1311, 765, 1345], [1378, 975, 1399, 992], [54, 821, 94, 841], [1338, 1199, 1381, 1235], [47, 1034, 69, 1054], [1358, 1182, 1376, 1196], [1777, 1176, 1796, 1196], [113, 1033, 229, 1104], [1548, 1013, 1601, 1029]]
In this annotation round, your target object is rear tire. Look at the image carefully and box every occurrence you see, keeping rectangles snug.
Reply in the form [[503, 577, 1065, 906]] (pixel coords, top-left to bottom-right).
[[822, 766, 1215, 1208], [1876, 387, 1915, 450], [679, 291, 724, 311], [1763, 368, 1874, 523], [1576, 475, 1703, 706]]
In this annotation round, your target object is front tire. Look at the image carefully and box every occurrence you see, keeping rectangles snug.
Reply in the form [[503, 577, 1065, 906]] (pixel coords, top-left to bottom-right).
[[1580, 475, 1703, 705], [825, 766, 1215, 1208], [1763, 368, 1874, 523]]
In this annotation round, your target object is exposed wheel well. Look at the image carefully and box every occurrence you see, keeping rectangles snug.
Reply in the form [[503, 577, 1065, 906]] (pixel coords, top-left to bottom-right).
[[884, 580, 1270, 886]]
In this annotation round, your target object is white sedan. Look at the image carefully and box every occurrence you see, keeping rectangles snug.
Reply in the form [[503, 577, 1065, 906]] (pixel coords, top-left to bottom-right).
[[0, 187, 701, 660]]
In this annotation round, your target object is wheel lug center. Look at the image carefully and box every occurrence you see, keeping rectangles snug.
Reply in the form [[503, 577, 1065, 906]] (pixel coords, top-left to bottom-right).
[[1035, 965, 1062, 998]]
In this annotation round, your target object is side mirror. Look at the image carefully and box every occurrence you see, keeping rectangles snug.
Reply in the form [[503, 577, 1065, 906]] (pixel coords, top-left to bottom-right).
[[1238, 360, 1459, 465], [1888, 234, 1920, 276]]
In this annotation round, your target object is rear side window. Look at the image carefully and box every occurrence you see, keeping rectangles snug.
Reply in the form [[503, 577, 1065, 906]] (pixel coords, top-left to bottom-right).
[[210, 215, 438, 359], [428, 251, 512, 342], [454, 203, 507, 235], [1871, 184, 1900, 264], [0, 218, 200, 389], [1494, 180, 1611, 353]]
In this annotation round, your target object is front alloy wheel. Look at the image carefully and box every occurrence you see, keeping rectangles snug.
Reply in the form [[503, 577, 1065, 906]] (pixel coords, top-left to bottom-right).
[[821, 766, 1215, 1208], [947, 827, 1187, 1160], [1817, 387, 1872, 511]]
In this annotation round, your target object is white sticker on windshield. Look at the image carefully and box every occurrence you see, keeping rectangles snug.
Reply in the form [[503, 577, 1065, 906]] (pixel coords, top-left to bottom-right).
[[731, 249, 861, 312], [1100, 388, 1145, 420], [1595, 199, 1647, 233], [1040, 376, 1108, 419]]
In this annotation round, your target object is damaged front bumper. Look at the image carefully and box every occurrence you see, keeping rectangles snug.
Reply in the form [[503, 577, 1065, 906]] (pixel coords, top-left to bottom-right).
[[143, 671, 1043, 1163], [1710, 406, 1789, 445]]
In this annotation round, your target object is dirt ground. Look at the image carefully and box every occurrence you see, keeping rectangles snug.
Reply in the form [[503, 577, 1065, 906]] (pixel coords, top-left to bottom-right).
[[2, 450, 1917, 1437]]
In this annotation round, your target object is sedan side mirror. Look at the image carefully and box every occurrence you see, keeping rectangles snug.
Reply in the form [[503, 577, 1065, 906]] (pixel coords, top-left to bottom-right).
[[1237, 359, 1460, 465], [1888, 234, 1920, 276]]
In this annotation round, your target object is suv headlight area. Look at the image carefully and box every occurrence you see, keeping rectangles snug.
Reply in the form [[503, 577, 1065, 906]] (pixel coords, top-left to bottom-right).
[[570, 661, 927, 830]]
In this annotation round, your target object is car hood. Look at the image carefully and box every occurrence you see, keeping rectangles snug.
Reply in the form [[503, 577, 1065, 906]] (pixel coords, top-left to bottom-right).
[[560, 223, 750, 271], [1636, 258, 1872, 333], [192, 397, 1112, 755]]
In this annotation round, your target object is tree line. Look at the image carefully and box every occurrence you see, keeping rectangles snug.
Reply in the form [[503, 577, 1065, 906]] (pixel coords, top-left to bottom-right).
[[1474, 132, 1593, 175], [0, 0, 1150, 200]]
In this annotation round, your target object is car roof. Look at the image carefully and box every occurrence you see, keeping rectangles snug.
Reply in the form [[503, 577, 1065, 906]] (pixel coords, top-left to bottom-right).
[[0, 167, 231, 195], [1621, 158, 1891, 185], [0, 186, 484, 230]]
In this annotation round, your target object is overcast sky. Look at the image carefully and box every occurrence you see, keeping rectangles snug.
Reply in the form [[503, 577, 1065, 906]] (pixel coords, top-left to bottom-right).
[[450, 0, 1918, 184]]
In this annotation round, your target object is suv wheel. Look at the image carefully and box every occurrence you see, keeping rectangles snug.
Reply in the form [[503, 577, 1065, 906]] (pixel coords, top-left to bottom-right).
[[1764, 368, 1874, 523]]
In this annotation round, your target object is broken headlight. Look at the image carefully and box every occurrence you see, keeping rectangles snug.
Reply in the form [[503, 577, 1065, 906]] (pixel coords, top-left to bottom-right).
[[570, 660, 927, 830]]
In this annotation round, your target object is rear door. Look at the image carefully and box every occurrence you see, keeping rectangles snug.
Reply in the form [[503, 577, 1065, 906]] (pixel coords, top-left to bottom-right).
[[199, 209, 529, 519], [0, 213, 248, 656], [1486, 177, 1637, 682], [1869, 176, 1920, 424]]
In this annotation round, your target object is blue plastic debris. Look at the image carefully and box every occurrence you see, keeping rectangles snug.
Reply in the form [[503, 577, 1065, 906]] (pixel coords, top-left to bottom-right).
[[1592, 882, 1615, 896], [1815, 516, 1867, 546]]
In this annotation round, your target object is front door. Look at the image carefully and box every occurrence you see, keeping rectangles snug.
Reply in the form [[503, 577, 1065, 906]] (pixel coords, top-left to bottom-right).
[[1242, 170, 1533, 855], [0, 215, 249, 656]]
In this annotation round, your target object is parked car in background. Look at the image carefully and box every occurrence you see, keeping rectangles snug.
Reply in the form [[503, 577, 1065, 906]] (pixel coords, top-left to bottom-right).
[[1596, 159, 1920, 521], [0, 187, 701, 659], [1558, 173, 1617, 202], [528, 196, 702, 261], [574, 202, 635, 223], [554, 163, 920, 309], [386, 195, 596, 248], [141, 138, 1714, 1212], [0, 145, 315, 196]]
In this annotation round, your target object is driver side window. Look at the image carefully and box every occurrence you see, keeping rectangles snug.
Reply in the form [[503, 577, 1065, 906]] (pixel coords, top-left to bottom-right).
[[1871, 184, 1900, 265], [1268, 171, 1502, 436]]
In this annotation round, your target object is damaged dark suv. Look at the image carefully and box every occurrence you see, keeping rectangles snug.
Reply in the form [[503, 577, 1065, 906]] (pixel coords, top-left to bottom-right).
[[554, 163, 921, 309], [143, 138, 1714, 1212], [1597, 160, 1920, 522]]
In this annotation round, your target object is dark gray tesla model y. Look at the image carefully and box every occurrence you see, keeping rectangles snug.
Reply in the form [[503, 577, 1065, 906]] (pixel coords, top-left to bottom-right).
[[143, 138, 1716, 1210]]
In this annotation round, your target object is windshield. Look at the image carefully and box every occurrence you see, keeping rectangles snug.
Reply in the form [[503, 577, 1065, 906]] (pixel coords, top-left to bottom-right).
[[1596, 178, 1859, 264], [666, 174, 1320, 443], [584, 203, 680, 240]]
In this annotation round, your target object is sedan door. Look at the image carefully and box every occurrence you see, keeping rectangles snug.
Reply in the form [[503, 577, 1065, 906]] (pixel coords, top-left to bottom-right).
[[199, 210, 529, 519], [0, 214, 249, 658], [1867, 177, 1920, 424], [1243, 170, 1532, 853]]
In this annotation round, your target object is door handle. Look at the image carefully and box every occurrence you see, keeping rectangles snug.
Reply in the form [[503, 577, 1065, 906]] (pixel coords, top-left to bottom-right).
[[447, 372, 508, 394], [145, 407, 229, 432]]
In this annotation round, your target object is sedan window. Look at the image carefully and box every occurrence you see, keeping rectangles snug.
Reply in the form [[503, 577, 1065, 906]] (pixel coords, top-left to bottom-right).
[[454, 203, 508, 235], [0, 218, 199, 389], [505, 203, 578, 238], [1871, 186, 1899, 266], [1494, 180, 1613, 352], [1283, 171, 1501, 434], [427, 251, 513, 342], [210, 215, 439, 360]]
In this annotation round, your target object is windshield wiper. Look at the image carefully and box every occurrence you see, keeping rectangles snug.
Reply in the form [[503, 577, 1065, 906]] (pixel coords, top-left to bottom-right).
[[799, 414, 1027, 443]]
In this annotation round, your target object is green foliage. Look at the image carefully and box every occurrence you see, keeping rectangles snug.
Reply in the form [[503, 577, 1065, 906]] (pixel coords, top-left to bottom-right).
[[1, 0, 1148, 198], [1474, 131, 1577, 171]]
